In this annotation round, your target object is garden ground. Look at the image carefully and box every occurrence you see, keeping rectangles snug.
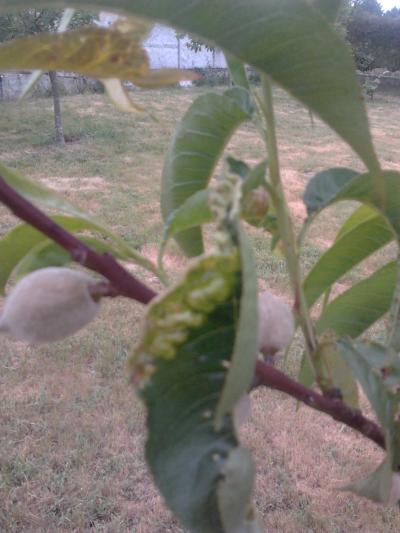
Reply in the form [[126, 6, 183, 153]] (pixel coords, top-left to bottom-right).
[[0, 86, 399, 531]]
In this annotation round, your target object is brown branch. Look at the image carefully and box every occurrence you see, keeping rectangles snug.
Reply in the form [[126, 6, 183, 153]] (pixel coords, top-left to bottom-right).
[[255, 360, 385, 450], [0, 176, 157, 305], [0, 176, 386, 450]]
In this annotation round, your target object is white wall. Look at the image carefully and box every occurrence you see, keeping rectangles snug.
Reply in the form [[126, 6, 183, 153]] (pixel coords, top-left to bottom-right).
[[144, 25, 227, 69], [98, 14, 227, 70]]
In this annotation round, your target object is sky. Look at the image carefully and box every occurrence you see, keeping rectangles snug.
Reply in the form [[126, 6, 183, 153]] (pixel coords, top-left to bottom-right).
[[380, 0, 400, 10]]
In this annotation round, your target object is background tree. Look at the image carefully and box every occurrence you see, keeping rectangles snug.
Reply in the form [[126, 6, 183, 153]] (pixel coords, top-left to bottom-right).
[[384, 7, 400, 18], [352, 0, 383, 16], [0, 9, 94, 144]]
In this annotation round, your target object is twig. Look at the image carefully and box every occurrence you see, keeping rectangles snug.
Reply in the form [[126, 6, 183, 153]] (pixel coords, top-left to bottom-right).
[[0, 176, 386, 450], [254, 360, 385, 450], [0, 176, 157, 305]]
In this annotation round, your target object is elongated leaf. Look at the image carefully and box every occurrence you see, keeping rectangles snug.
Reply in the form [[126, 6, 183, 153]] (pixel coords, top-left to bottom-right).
[[19, 8, 76, 100], [0, 26, 150, 83], [314, 338, 358, 408], [304, 214, 394, 308], [344, 459, 393, 504], [161, 87, 254, 256], [0, 161, 88, 219], [13, 236, 124, 278], [225, 53, 250, 90], [338, 339, 400, 502], [303, 168, 359, 214], [0, 216, 158, 293], [304, 168, 400, 239], [102, 78, 146, 113], [159, 189, 212, 267], [336, 204, 379, 240], [2, 0, 379, 173], [0, 23, 196, 90], [215, 228, 258, 427], [0, 216, 97, 293], [316, 261, 397, 337], [0, 163, 161, 277], [129, 242, 258, 531]]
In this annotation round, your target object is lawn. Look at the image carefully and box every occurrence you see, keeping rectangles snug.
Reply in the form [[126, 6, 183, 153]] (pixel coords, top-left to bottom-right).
[[1, 85, 400, 532]]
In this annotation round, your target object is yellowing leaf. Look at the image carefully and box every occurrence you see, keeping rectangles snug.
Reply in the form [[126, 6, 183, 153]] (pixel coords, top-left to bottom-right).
[[0, 26, 149, 82], [101, 78, 145, 113], [0, 22, 197, 92]]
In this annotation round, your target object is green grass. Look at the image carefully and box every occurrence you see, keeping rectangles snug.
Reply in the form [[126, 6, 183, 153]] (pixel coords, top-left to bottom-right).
[[1, 86, 400, 531]]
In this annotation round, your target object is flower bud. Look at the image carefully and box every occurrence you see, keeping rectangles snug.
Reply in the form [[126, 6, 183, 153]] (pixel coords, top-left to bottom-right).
[[0, 267, 100, 343], [258, 291, 294, 363]]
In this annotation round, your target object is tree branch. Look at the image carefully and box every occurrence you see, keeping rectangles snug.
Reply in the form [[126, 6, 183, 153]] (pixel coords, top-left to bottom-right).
[[254, 359, 385, 450], [0, 175, 386, 450], [0, 176, 157, 305]]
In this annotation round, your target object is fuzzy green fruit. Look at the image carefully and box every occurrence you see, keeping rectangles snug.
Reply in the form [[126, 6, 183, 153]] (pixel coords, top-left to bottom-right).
[[0, 267, 100, 343], [258, 291, 294, 363]]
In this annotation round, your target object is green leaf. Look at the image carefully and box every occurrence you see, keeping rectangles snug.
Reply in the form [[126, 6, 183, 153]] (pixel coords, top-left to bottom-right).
[[218, 447, 262, 533], [303, 168, 359, 215], [0, 161, 88, 219], [336, 204, 379, 240], [298, 353, 315, 388], [304, 168, 400, 239], [241, 160, 268, 197], [0, 162, 162, 278], [314, 338, 359, 408], [215, 228, 258, 428], [129, 233, 258, 531], [0, 216, 158, 293], [344, 459, 393, 504], [159, 159, 269, 265], [316, 261, 397, 338], [161, 87, 254, 257], [13, 236, 124, 279], [0, 216, 96, 293], [1, 0, 379, 173], [338, 339, 400, 502], [304, 214, 394, 308], [159, 190, 213, 267], [225, 53, 250, 90]]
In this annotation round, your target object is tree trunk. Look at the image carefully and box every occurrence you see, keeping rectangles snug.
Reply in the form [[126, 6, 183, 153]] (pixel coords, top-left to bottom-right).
[[48, 71, 65, 146]]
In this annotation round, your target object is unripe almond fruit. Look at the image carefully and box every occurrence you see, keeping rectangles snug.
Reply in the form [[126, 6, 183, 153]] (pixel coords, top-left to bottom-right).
[[0, 267, 100, 343], [258, 291, 294, 363]]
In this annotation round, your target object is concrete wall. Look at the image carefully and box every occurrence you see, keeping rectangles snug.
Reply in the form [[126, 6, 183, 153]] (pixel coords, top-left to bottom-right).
[[0, 71, 101, 100], [144, 24, 226, 70]]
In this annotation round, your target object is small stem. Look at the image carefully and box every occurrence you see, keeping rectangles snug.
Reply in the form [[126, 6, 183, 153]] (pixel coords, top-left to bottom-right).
[[260, 75, 318, 365], [254, 360, 385, 450], [0, 176, 157, 305]]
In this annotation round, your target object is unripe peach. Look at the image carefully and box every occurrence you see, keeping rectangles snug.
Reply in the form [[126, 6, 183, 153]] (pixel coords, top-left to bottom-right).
[[242, 186, 269, 226], [258, 291, 294, 363], [0, 267, 100, 343]]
